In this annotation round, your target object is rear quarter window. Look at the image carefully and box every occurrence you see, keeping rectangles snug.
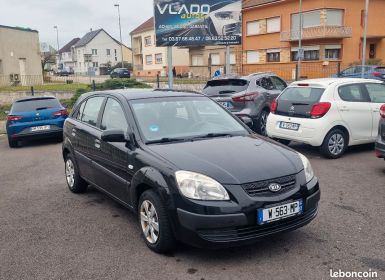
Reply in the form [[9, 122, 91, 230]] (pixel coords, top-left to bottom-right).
[[338, 84, 369, 102], [12, 98, 61, 112]]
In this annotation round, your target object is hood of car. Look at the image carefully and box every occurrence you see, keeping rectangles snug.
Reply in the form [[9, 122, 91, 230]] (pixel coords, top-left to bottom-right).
[[147, 135, 303, 185]]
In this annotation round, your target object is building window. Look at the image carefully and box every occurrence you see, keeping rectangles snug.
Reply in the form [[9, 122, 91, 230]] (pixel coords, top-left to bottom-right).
[[106, 49, 111, 56], [247, 51, 260, 64], [144, 36, 152, 46], [292, 47, 320, 61], [92, 62, 99, 67], [326, 9, 343, 26], [325, 45, 341, 60], [369, 44, 376, 59], [267, 17, 281, 33], [246, 21, 260, 36], [155, 53, 162, 64], [230, 53, 236, 65], [115, 57, 118, 62], [191, 55, 203, 66], [114, 49, 117, 55], [145, 55, 153, 65], [92, 49, 97, 55], [267, 49, 281, 62], [210, 53, 220, 65], [292, 10, 321, 30]]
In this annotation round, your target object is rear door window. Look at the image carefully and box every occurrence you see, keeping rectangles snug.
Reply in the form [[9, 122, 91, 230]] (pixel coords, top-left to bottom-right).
[[203, 79, 249, 95], [338, 84, 369, 102], [365, 83, 385, 103], [258, 77, 275, 90], [12, 98, 61, 112], [81, 97, 105, 127]]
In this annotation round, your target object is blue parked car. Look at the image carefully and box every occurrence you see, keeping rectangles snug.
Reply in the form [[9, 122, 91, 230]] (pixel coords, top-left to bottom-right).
[[336, 65, 385, 81], [5, 96, 68, 148]]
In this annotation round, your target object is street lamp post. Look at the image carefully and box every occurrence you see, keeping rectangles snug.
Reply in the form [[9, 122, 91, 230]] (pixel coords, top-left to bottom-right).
[[361, 0, 369, 78], [53, 26, 60, 70], [114, 4, 124, 68], [297, 0, 303, 80]]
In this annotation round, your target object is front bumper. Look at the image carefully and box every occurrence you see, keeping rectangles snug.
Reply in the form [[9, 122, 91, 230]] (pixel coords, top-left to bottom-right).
[[173, 177, 320, 248]]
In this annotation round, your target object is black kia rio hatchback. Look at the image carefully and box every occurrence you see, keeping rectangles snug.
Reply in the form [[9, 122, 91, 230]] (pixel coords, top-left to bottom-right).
[[62, 90, 320, 253]]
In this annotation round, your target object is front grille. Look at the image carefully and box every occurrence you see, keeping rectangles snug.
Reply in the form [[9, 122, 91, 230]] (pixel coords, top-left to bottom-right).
[[242, 174, 297, 197], [197, 207, 317, 242]]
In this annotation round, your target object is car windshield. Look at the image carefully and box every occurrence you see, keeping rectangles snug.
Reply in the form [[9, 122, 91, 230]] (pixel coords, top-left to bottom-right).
[[12, 98, 61, 112], [203, 79, 249, 95], [130, 96, 248, 143], [279, 87, 325, 103]]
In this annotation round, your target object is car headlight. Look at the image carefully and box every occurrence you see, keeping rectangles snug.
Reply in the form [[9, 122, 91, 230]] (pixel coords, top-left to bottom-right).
[[175, 171, 230, 201], [298, 153, 314, 183]]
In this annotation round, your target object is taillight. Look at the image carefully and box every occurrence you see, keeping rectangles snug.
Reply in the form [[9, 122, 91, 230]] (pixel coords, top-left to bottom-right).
[[380, 104, 385, 118], [7, 115, 23, 121], [271, 99, 278, 114], [52, 109, 68, 117], [232, 92, 259, 102], [372, 72, 382, 77], [310, 102, 331, 118]]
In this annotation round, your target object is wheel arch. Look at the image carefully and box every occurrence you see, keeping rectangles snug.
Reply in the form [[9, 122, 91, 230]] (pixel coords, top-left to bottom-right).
[[326, 124, 351, 145]]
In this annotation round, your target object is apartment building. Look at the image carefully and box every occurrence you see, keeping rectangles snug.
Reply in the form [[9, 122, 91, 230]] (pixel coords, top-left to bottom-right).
[[242, 0, 385, 79], [72, 29, 132, 75], [0, 25, 43, 85], [130, 17, 189, 77], [58, 38, 80, 72]]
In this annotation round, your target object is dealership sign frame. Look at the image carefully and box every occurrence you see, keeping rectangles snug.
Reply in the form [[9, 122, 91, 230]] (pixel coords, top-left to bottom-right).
[[153, 0, 242, 47]]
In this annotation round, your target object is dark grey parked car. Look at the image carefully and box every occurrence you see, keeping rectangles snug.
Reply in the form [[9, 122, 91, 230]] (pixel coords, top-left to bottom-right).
[[375, 104, 385, 160], [202, 72, 287, 135]]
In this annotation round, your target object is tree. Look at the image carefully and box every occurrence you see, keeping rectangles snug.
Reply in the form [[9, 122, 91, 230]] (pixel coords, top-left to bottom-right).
[[41, 52, 57, 72]]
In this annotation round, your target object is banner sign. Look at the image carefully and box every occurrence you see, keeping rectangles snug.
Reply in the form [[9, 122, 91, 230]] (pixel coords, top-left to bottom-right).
[[154, 0, 242, 47]]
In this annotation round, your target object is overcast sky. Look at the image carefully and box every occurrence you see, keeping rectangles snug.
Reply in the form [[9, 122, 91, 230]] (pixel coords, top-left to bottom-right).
[[0, 0, 154, 49]]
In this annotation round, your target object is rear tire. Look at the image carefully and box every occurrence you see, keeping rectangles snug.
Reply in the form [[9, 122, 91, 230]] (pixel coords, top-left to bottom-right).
[[8, 136, 18, 148], [64, 153, 88, 193], [138, 190, 176, 253], [255, 110, 269, 136], [320, 129, 347, 159]]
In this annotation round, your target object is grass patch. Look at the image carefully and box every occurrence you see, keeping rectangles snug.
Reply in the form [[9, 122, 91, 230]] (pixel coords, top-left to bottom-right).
[[0, 83, 89, 93]]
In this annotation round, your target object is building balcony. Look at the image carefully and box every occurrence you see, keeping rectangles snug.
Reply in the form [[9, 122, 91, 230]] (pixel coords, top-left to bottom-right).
[[281, 26, 352, 42], [133, 48, 143, 55]]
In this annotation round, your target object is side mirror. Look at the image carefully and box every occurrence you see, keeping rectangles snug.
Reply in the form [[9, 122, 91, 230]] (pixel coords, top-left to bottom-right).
[[101, 129, 127, 143], [4, 111, 9, 115]]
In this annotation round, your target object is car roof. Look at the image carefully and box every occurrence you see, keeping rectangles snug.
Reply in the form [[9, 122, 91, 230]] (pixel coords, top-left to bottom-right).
[[208, 72, 276, 82], [80, 89, 201, 101], [289, 78, 383, 88]]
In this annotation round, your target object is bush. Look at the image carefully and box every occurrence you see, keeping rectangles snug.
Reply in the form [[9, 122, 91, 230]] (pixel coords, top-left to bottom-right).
[[0, 104, 12, 121], [95, 78, 151, 90]]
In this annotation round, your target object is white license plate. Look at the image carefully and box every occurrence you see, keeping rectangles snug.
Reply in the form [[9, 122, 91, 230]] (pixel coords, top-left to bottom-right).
[[219, 102, 233, 109], [279, 121, 300, 131], [31, 125, 50, 132], [257, 200, 303, 225]]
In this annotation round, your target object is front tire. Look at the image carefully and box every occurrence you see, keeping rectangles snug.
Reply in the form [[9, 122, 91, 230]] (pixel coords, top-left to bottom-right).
[[320, 129, 347, 159], [64, 153, 88, 193], [138, 190, 175, 253]]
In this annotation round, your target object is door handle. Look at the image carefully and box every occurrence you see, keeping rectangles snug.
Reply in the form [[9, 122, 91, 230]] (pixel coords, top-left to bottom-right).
[[340, 107, 350, 112], [95, 139, 101, 149], [373, 108, 380, 113]]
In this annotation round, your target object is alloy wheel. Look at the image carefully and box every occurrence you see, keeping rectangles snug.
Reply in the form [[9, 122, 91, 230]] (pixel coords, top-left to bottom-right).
[[65, 159, 75, 188], [140, 200, 159, 244], [260, 112, 268, 136], [328, 133, 345, 156]]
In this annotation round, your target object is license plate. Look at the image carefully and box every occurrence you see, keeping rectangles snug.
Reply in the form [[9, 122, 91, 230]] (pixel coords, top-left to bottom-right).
[[257, 200, 303, 225], [279, 121, 300, 131], [31, 125, 50, 132], [218, 101, 233, 109]]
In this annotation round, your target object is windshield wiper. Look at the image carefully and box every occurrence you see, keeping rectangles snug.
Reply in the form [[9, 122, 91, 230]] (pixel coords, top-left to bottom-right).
[[146, 137, 188, 144], [191, 133, 235, 140]]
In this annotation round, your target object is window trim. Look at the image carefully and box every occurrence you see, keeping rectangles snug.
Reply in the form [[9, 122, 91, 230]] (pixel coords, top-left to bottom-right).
[[145, 54, 153, 65], [266, 16, 281, 33], [99, 97, 129, 131], [144, 36, 152, 46], [77, 96, 106, 129], [246, 20, 260, 36], [155, 53, 163, 64]]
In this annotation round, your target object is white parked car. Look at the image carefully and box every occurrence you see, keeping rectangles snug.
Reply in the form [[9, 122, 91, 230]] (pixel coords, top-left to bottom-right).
[[266, 78, 385, 158]]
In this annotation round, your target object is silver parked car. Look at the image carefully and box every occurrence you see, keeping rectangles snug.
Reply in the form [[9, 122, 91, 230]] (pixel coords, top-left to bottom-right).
[[202, 72, 287, 135]]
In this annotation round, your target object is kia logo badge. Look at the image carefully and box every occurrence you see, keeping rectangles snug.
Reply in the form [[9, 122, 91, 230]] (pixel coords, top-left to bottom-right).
[[268, 183, 281, 192]]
